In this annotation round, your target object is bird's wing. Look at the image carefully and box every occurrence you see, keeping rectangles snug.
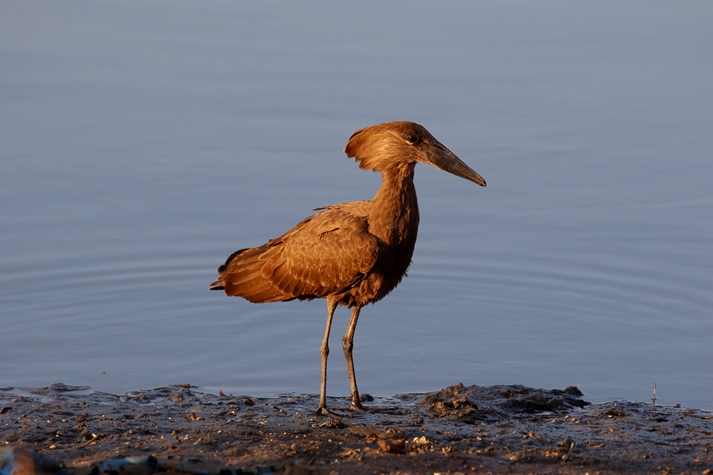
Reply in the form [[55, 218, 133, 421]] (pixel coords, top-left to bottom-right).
[[216, 202, 380, 303]]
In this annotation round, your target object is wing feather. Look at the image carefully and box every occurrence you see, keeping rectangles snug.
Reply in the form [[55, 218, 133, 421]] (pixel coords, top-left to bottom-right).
[[212, 201, 379, 303]]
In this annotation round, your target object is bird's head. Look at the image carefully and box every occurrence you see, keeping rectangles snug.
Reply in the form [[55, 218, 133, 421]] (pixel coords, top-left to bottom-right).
[[344, 121, 486, 187]]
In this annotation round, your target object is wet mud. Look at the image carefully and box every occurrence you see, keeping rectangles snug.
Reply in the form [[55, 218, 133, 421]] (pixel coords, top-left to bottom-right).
[[1, 383, 712, 474]]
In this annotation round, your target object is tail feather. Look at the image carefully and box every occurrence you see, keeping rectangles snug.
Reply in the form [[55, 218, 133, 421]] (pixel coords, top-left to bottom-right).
[[210, 244, 294, 303], [209, 282, 225, 291]]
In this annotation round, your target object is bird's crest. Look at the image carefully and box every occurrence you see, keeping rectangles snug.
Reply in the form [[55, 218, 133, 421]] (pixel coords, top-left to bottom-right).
[[344, 121, 428, 172]]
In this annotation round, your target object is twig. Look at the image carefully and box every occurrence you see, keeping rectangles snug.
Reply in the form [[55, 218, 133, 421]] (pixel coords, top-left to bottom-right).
[[76, 433, 103, 449], [683, 412, 713, 420], [562, 440, 575, 462]]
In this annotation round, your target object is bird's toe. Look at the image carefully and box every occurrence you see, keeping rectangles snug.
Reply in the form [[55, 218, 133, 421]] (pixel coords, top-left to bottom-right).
[[315, 405, 343, 419]]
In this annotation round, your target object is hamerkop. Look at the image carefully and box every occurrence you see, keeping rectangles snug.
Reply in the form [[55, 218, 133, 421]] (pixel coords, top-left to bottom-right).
[[210, 121, 486, 415]]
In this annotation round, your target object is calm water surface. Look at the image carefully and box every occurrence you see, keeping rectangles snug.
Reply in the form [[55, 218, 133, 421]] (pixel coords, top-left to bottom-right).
[[2, 1, 712, 409]]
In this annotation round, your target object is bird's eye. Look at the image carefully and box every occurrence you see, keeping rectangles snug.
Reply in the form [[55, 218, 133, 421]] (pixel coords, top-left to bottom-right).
[[405, 134, 421, 144]]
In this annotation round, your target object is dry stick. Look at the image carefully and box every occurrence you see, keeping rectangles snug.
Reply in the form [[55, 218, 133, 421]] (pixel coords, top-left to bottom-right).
[[75, 433, 103, 449], [562, 440, 576, 462]]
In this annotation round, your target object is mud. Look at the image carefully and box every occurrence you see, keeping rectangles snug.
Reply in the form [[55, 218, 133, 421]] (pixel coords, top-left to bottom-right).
[[1, 383, 711, 474]]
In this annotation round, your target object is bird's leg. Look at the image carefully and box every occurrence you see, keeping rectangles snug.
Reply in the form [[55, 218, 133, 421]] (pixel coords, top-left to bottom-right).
[[316, 298, 339, 417], [343, 306, 365, 411]]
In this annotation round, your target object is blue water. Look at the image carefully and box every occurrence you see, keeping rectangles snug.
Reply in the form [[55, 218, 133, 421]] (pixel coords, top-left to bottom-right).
[[1, 1, 712, 410]]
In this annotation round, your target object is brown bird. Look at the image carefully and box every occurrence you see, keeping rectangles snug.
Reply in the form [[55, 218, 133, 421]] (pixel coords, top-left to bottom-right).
[[210, 121, 486, 415]]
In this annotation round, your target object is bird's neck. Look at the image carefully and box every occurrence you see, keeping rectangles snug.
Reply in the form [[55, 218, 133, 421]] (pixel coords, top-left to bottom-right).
[[369, 164, 419, 246]]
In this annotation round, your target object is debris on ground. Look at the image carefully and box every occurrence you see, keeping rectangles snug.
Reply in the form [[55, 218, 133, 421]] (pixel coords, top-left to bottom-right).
[[1, 383, 711, 474]]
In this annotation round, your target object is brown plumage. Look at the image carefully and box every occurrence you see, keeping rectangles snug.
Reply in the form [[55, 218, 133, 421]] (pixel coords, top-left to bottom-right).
[[210, 121, 486, 415]]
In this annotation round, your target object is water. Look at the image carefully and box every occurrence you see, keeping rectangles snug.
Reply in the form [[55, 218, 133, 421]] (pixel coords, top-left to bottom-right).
[[1, 1, 712, 410]]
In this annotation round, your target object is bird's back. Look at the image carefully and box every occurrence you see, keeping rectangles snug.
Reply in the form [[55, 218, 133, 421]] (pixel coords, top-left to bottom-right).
[[210, 200, 388, 306]]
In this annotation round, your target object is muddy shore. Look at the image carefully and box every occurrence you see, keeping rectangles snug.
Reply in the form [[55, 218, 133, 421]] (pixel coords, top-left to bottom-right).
[[1, 383, 711, 474]]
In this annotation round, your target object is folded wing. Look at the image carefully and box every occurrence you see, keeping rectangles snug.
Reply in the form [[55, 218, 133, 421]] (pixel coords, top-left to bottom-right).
[[211, 202, 379, 303]]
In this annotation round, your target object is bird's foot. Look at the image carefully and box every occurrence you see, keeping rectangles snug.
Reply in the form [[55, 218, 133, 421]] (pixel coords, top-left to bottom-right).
[[329, 399, 373, 413], [346, 401, 370, 412], [316, 395, 385, 416], [315, 405, 343, 419], [346, 400, 404, 414], [315, 401, 370, 416]]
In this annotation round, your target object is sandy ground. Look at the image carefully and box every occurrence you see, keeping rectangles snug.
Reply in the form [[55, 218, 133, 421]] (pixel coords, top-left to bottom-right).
[[1, 383, 712, 474]]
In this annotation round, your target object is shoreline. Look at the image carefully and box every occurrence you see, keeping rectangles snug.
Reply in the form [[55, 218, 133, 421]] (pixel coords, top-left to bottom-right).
[[2, 383, 712, 474]]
